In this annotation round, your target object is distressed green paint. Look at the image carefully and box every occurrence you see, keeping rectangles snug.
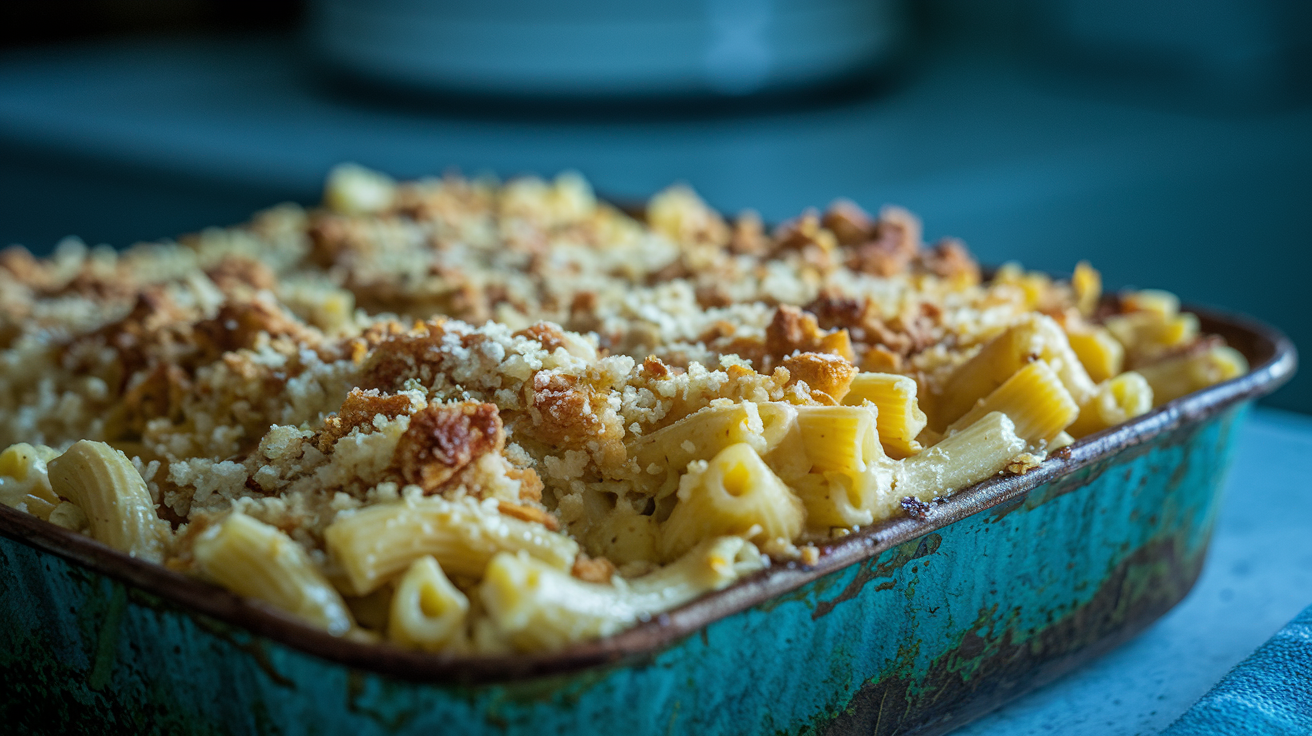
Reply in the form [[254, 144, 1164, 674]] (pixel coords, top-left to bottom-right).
[[0, 405, 1246, 735]]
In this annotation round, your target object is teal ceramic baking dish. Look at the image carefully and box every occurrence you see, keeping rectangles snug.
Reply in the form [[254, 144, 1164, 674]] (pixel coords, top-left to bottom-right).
[[0, 307, 1296, 735]]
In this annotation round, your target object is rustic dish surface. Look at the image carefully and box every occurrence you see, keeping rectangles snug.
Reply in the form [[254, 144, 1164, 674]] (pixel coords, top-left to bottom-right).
[[0, 308, 1295, 734]]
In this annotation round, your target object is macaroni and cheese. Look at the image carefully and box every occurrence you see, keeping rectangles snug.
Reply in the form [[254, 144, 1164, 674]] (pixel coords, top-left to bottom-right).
[[0, 166, 1247, 652]]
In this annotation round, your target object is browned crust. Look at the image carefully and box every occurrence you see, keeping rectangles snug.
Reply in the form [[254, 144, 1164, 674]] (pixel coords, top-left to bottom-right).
[[570, 553, 618, 583], [779, 352, 857, 404], [497, 500, 561, 531], [393, 401, 504, 493], [317, 389, 415, 452]]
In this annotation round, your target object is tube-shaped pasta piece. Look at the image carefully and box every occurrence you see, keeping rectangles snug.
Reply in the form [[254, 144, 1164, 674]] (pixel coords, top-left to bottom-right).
[[793, 473, 864, 528], [758, 403, 811, 482], [628, 402, 799, 495], [795, 405, 885, 474], [1068, 372, 1154, 438], [659, 443, 805, 562], [480, 552, 642, 651], [1121, 289, 1180, 318], [1050, 432, 1075, 451], [622, 536, 766, 611], [1072, 261, 1101, 317], [583, 504, 660, 566], [194, 513, 355, 636], [995, 264, 1053, 309], [325, 495, 579, 595], [1065, 325, 1124, 383], [388, 556, 469, 651], [323, 163, 396, 215], [791, 458, 897, 529], [897, 412, 1026, 502], [935, 315, 1096, 428], [47, 440, 167, 563], [1135, 344, 1248, 406], [946, 361, 1079, 446], [0, 443, 62, 520], [481, 537, 763, 651], [1105, 312, 1199, 359], [841, 373, 927, 458]]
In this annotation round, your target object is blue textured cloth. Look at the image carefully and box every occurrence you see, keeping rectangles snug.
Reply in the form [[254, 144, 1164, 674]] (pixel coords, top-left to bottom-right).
[[1162, 603, 1312, 735]]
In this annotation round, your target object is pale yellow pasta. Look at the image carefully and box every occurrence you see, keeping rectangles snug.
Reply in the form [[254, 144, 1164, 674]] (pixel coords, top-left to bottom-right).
[[757, 404, 812, 481], [628, 401, 800, 496], [481, 536, 763, 651], [323, 162, 396, 215], [47, 501, 90, 532], [841, 373, 927, 458], [1135, 345, 1248, 406], [46, 440, 168, 563], [0, 443, 62, 520], [792, 474, 853, 529], [1105, 311, 1200, 357], [1121, 288, 1180, 318], [946, 361, 1079, 446], [1072, 261, 1101, 317], [787, 404, 898, 527], [1065, 325, 1125, 384], [622, 535, 765, 609], [1067, 371, 1154, 438], [993, 262, 1051, 309], [659, 443, 805, 562], [794, 405, 884, 475], [897, 412, 1026, 502], [194, 513, 355, 636], [582, 503, 660, 567], [790, 459, 897, 529], [325, 494, 579, 596], [388, 556, 469, 651], [935, 315, 1096, 428]]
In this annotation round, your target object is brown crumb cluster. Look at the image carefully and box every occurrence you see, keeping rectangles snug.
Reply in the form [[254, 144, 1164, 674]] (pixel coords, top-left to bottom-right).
[[394, 401, 504, 492]]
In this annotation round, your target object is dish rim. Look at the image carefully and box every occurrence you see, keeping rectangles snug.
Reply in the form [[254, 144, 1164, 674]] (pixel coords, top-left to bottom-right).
[[0, 304, 1297, 685]]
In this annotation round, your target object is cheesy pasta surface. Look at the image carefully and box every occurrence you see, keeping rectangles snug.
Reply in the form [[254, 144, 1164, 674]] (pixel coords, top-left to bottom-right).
[[0, 166, 1245, 651]]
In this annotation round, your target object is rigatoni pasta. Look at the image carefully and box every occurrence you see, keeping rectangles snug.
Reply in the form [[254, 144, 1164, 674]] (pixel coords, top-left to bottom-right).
[[945, 361, 1079, 446], [1065, 325, 1125, 384], [388, 556, 470, 651], [47, 440, 169, 563], [0, 443, 61, 520], [934, 315, 1096, 428], [324, 494, 580, 596], [194, 512, 355, 636], [0, 166, 1249, 652], [898, 412, 1027, 502], [841, 373, 927, 459], [627, 401, 797, 496], [1135, 343, 1248, 406], [659, 443, 805, 561], [1067, 371, 1154, 438], [481, 536, 764, 652]]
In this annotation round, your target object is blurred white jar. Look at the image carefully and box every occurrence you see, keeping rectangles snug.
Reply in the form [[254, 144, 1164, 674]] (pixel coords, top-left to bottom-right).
[[307, 0, 907, 98]]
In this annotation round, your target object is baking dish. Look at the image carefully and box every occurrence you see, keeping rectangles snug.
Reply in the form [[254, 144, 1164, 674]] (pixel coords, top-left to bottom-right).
[[0, 307, 1295, 735]]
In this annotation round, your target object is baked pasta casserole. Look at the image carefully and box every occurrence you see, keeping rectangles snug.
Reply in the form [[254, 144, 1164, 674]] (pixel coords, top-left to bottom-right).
[[0, 166, 1247, 652]]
